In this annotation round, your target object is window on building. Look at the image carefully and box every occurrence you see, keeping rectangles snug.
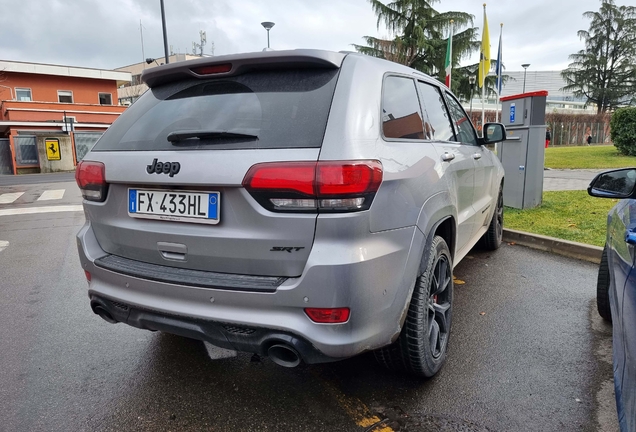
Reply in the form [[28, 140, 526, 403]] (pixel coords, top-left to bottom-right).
[[99, 93, 112, 105], [15, 88, 32, 102], [62, 115, 77, 132], [58, 90, 73, 103], [381, 76, 425, 140]]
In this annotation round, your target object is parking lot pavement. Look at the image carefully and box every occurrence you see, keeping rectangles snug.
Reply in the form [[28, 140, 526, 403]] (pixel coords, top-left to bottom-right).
[[0, 182, 618, 432], [543, 169, 605, 191]]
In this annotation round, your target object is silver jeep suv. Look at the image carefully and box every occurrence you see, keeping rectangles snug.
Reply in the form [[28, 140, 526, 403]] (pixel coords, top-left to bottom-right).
[[76, 49, 506, 377]]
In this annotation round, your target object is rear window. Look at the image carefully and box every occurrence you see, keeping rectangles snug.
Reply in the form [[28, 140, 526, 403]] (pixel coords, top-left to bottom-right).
[[93, 68, 339, 151]]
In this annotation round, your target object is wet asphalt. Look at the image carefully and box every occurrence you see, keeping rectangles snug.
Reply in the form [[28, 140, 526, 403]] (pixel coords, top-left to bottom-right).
[[0, 182, 618, 432]]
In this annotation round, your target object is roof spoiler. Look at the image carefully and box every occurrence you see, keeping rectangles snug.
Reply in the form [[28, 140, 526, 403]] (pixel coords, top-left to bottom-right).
[[142, 49, 347, 88]]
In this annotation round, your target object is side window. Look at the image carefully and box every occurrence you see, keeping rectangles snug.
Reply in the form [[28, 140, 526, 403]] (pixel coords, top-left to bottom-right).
[[416, 81, 455, 141], [444, 93, 478, 145], [382, 76, 424, 140]]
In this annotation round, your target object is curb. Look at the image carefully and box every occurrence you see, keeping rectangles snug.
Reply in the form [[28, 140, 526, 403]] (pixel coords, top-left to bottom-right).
[[503, 228, 603, 264]]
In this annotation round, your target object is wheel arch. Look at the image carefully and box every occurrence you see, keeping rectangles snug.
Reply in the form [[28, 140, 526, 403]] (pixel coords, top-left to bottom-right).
[[394, 213, 456, 332], [416, 190, 457, 263]]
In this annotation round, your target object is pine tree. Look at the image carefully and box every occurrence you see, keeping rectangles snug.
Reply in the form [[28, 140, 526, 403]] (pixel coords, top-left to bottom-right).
[[561, 0, 636, 113], [352, 0, 480, 85]]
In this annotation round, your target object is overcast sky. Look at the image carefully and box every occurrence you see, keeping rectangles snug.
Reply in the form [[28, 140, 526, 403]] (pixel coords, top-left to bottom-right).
[[1, 0, 633, 72]]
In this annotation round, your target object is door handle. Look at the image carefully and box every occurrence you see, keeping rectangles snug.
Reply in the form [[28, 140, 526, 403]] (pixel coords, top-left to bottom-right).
[[626, 230, 636, 245], [472, 153, 482, 160], [441, 152, 455, 162]]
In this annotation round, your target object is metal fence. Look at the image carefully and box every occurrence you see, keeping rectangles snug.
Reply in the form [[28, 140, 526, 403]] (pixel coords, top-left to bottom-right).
[[74, 132, 103, 161], [0, 139, 12, 174], [14, 135, 38, 165], [547, 121, 610, 146]]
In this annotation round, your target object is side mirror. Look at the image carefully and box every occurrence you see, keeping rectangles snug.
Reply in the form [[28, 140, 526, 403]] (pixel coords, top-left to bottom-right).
[[480, 123, 506, 144], [588, 168, 636, 199]]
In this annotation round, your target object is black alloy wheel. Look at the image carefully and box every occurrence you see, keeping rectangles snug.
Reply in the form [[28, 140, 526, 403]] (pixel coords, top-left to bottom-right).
[[427, 252, 452, 359]]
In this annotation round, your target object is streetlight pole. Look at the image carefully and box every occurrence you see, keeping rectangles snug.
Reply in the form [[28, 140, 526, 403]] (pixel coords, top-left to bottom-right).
[[469, 75, 476, 118], [160, 0, 170, 64], [522, 63, 530, 93], [261, 22, 275, 49]]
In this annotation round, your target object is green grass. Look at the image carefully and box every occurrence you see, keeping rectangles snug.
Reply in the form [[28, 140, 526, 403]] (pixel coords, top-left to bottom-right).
[[504, 190, 618, 247], [545, 145, 636, 169]]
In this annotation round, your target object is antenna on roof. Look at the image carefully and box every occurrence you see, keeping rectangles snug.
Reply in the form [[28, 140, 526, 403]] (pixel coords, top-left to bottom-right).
[[139, 20, 146, 69], [192, 30, 207, 56]]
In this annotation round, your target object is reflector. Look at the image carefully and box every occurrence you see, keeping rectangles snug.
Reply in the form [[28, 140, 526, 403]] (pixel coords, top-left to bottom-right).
[[305, 308, 350, 323]]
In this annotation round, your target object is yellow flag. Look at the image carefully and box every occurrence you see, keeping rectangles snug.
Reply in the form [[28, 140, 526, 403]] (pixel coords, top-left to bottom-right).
[[479, 4, 490, 88]]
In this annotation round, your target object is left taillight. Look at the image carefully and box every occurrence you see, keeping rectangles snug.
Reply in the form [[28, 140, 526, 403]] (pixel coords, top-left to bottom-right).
[[242, 160, 383, 213], [75, 161, 108, 202]]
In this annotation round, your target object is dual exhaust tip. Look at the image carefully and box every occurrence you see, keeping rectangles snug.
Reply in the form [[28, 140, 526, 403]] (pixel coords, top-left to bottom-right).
[[90, 300, 302, 368], [91, 302, 118, 324], [267, 344, 301, 368]]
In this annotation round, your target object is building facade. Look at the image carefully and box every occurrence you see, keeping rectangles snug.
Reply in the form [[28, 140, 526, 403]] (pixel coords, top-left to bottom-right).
[[0, 60, 131, 174], [500, 70, 593, 112]]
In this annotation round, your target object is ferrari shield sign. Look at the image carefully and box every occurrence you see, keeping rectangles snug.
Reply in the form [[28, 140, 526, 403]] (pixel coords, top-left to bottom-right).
[[45, 139, 61, 161]]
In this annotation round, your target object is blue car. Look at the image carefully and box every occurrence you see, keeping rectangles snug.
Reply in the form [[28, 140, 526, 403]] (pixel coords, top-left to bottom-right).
[[589, 168, 636, 432]]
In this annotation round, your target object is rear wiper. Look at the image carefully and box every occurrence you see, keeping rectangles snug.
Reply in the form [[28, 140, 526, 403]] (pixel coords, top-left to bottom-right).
[[167, 130, 258, 143]]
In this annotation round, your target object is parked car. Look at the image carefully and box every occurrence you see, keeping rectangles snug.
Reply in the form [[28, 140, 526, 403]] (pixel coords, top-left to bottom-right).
[[75, 49, 507, 377], [589, 168, 636, 431]]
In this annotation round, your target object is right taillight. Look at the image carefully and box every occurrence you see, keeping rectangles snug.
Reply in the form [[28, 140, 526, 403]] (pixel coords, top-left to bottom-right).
[[242, 160, 382, 212], [75, 161, 108, 202]]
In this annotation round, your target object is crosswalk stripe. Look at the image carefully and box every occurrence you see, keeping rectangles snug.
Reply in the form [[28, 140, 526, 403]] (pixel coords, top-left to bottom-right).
[[0, 192, 25, 204], [37, 189, 65, 201], [0, 205, 83, 217]]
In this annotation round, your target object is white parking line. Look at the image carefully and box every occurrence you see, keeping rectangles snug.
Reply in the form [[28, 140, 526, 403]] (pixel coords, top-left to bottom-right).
[[0, 192, 25, 204], [37, 189, 66, 201], [0, 205, 83, 217], [0, 241, 8, 253]]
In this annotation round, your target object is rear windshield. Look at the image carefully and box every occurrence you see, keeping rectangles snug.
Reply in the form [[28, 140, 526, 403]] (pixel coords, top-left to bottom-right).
[[93, 68, 339, 151]]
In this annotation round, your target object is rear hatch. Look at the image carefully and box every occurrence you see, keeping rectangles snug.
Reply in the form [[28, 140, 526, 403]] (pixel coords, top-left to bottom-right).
[[82, 53, 344, 277]]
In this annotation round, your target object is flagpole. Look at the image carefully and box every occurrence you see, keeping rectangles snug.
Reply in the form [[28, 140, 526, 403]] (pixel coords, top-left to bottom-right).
[[481, 74, 485, 133], [496, 23, 503, 122], [481, 4, 488, 134], [445, 20, 454, 88], [449, 20, 453, 88]]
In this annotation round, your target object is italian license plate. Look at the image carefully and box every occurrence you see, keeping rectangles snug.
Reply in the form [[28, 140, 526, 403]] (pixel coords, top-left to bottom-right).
[[128, 189, 220, 225]]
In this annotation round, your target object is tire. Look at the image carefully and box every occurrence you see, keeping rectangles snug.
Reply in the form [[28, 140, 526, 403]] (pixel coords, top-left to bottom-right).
[[374, 236, 453, 377], [480, 186, 503, 251], [597, 246, 612, 322]]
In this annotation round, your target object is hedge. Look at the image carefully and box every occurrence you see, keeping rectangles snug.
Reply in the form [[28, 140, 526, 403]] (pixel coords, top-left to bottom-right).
[[611, 108, 636, 156]]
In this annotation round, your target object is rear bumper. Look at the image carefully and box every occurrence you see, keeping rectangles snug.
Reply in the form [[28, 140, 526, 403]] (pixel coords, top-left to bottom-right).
[[76, 217, 424, 362], [89, 294, 335, 364]]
